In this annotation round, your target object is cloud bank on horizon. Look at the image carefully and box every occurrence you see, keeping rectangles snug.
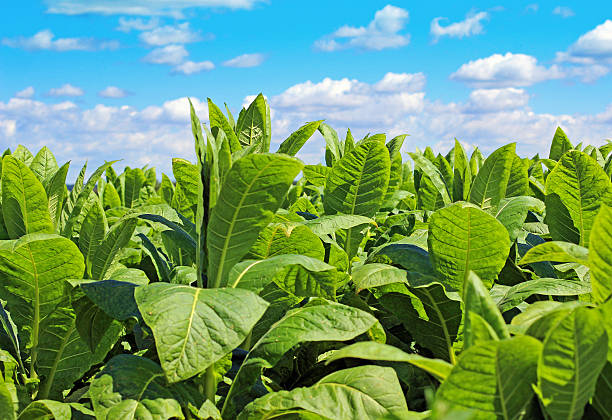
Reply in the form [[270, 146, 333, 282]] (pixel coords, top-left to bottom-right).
[[1, 1, 612, 176]]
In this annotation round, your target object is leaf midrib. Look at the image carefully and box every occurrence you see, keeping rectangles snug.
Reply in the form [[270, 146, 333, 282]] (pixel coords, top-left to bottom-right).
[[212, 159, 275, 288]]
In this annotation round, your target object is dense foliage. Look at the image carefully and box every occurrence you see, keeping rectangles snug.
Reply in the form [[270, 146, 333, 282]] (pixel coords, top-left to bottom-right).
[[0, 93, 611, 419]]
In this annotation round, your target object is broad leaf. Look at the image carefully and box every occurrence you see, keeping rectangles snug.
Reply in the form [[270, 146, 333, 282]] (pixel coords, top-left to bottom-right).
[[325, 342, 453, 382], [135, 283, 268, 383], [519, 241, 588, 266], [276, 120, 322, 156], [537, 306, 608, 420], [1, 156, 54, 239], [206, 153, 303, 288], [237, 366, 408, 420], [222, 301, 377, 418], [428, 202, 510, 292], [545, 150, 612, 246], [590, 204, 612, 303], [90, 355, 200, 420], [228, 254, 344, 299], [436, 336, 541, 420], [468, 143, 516, 210]]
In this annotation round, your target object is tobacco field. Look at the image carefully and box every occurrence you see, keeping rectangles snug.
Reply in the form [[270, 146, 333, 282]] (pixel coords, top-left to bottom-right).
[[1, 94, 612, 419]]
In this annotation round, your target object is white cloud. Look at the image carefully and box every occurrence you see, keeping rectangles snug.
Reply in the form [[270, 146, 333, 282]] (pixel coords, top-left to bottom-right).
[[552, 6, 575, 18], [173, 60, 215, 74], [0, 96, 207, 175], [222, 53, 265, 68], [98, 86, 130, 98], [0, 120, 17, 137], [258, 75, 612, 162], [2, 75, 611, 177], [555, 20, 612, 82], [430, 11, 489, 42], [374, 72, 426, 92], [116, 17, 159, 32], [451, 52, 564, 87], [143, 44, 189, 65], [525, 4, 539, 13], [15, 87, 35, 99], [45, 0, 265, 16], [139, 22, 202, 46], [465, 88, 529, 113], [2, 29, 118, 51], [47, 84, 84, 97], [314, 5, 410, 51]]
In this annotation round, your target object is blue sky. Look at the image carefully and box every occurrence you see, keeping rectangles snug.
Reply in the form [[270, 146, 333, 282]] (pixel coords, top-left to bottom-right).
[[1, 1, 611, 176]]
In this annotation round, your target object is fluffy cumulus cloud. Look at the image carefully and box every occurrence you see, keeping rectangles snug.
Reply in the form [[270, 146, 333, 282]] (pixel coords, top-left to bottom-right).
[[15, 87, 35, 99], [556, 20, 612, 81], [139, 22, 203, 46], [45, 0, 266, 16], [222, 53, 265, 68], [451, 52, 564, 87], [430, 11, 489, 42], [314, 5, 410, 51], [0, 96, 208, 175], [2, 29, 118, 51], [552, 6, 575, 18], [143, 44, 189, 65], [4, 74, 611, 177], [47, 83, 84, 97], [173, 60, 215, 74], [98, 86, 130, 98]]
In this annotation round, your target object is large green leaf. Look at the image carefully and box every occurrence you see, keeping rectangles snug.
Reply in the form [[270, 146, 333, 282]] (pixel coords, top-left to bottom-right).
[[89, 355, 200, 420], [463, 272, 509, 349], [549, 126, 573, 161], [206, 153, 303, 288], [276, 120, 322, 156], [324, 141, 391, 217], [246, 218, 324, 261], [90, 218, 137, 281], [590, 204, 612, 303], [135, 283, 268, 383], [545, 150, 612, 246], [36, 299, 121, 399], [452, 139, 472, 201], [29, 147, 59, 184], [496, 279, 591, 313], [235, 93, 269, 152], [0, 235, 84, 374], [410, 152, 451, 206], [325, 342, 453, 382], [44, 162, 69, 231], [227, 254, 344, 299], [79, 201, 107, 278], [536, 306, 608, 420], [505, 155, 529, 197], [324, 141, 390, 258], [494, 196, 544, 243], [468, 143, 516, 210], [61, 161, 116, 238], [222, 301, 377, 418], [237, 365, 409, 420], [208, 98, 241, 153], [18, 400, 94, 420], [436, 336, 541, 420], [593, 362, 612, 419], [379, 280, 462, 363], [519, 241, 588, 266], [1, 156, 54, 239], [123, 167, 146, 208], [428, 202, 510, 292], [351, 263, 407, 291]]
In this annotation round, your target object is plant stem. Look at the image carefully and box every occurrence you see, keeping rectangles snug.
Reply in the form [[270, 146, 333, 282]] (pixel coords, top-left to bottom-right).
[[204, 365, 216, 402]]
